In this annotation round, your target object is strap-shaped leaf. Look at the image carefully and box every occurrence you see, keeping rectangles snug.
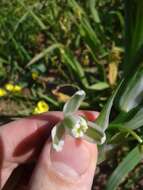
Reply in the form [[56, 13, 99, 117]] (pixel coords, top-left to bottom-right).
[[26, 44, 61, 67], [125, 108, 143, 130], [106, 146, 143, 190], [63, 90, 85, 115], [119, 68, 143, 112], [124, 0, 143, 75], [95, 82, 122, 131], [108, 123, 143, 143], [89, 0, 101, 23], [61, 49, 89, 87], [87, 82, 109, 90]]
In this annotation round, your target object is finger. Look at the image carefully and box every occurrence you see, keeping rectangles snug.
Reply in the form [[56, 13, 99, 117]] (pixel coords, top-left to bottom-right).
[[0, 111, 98, 165], [29, 135, 97, 190], [0, 112, 63, 165], [0, 111, 98, 188], [28, 112, 98, 190], [0, 112, 63, 187]]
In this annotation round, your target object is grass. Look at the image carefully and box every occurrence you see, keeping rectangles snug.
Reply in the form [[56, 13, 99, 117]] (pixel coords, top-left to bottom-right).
[[0, 0, 124, 117]]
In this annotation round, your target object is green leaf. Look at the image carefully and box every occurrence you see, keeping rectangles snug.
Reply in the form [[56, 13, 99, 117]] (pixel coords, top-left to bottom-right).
[[37, 92, 59, 107], [87, 82, 109, 90], [68, 0, 106, 79], [68, 0, 104, 54], [7, 12, 29, 42], [89, 0, 101, 23], [125, 108, 143, 130], [106, 146, 143, 190], [61, 48, 89, 87], [95, 82, 122, 131], [26, 44, 61, 67], [110, 11, 124, 30], [61, 49, 108, 91], [124, 0, 143, 75], [108, 124, 143, 144], [119, 68, 143, 112], [63, 90, 85, 115], [80, 18, 101, 52], [17, 0, 46, 30], [68, 0, 84, 16]]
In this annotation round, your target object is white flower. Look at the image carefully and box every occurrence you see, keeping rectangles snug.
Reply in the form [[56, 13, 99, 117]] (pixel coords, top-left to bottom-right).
[[100, 133, 106, 144], [71, 116, 88, 138], [75, 90, 85, 96], [51, 126, 64, 152], [53, 140, 64, 152]]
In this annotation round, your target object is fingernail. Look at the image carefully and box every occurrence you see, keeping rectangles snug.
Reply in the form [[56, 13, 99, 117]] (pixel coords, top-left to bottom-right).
[[50, 135, 90, 178]]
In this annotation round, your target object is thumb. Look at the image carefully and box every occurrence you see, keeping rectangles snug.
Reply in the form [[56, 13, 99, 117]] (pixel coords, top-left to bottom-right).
[[28, 135, 98, 190]]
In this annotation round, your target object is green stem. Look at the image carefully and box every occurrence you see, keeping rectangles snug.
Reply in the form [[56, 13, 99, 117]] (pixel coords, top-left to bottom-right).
[[109, 124, 143, 144], [119, 126, 143, 143]]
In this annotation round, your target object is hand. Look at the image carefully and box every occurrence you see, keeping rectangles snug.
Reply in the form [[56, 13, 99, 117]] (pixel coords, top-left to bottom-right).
[[0, 111, 98, 190]]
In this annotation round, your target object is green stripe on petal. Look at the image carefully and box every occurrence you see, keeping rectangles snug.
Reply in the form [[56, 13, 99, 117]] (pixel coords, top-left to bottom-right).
[[63, 90, 86, 115], [85, 121, 106, 144]]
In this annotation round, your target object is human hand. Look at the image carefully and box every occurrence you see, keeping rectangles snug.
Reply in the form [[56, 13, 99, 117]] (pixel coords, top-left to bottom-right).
[[0, 111, 98, 190]]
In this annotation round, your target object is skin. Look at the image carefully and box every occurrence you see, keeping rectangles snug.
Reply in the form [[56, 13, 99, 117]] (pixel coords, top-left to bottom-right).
[[0, 111, 98, 190]]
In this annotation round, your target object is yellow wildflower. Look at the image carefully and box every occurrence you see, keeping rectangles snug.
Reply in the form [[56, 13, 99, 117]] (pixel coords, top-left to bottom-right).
[[0, 88, 7, 97], [32, 71, 39, 80], [33, 100, 49, 114], [13, 85, 22, 92], [5, 83, 22, 92], [37, 100, 49, 111], [5, 83, 14, 91]]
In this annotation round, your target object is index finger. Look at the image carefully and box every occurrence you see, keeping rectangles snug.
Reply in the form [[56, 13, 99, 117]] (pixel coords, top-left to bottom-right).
[[0, 111, 99, 165], [0, 112, 63, 166]]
